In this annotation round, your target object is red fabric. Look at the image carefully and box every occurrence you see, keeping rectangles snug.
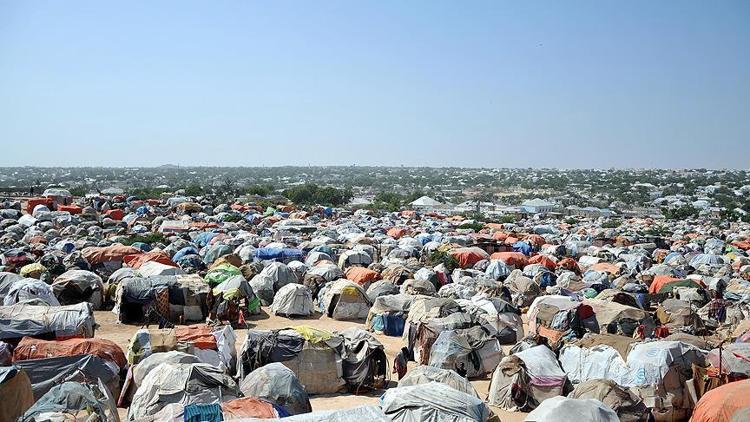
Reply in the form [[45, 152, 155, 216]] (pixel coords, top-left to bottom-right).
[[82, 245, 142, 265], [57, 205, 82, 214], [26, 198, 52, 214], [525, 234, 545, 246], [105, 209, 124, 220]]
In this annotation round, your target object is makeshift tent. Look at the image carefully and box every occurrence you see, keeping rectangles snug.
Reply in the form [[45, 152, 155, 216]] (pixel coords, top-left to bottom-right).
[[112, 274, 209, 324], [128, 362, 240, 420], [449, 247, 490, 268], [270, 283, 314, 317], [398, 365, 479, 398], [21, 381, 119, 422], [525, 396, 619, 422], [0, 366, 34, 421], [13, 337, 127, 370], [488, 345, 567, 411], [428, 325, 504, 378], [239, 327, 347, 394], [0, 303, 95, 341], [14, 354, 120, 401], [345, 266, 381, 288], [209, 274, 260, 320], [318, 279, 371, 320], [380, 382, 489, 422], [366, 293, 413, 336], [692, 379, 750, 422], [339, 327, 387, 392], [3, 278, 60, 306], [51, 269, 105, 309], [239, 362, 312, 415], [568, 378, 648, 422]]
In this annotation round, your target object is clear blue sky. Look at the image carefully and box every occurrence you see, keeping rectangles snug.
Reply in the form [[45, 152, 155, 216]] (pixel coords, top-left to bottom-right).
[[1, 1, 748, 168]]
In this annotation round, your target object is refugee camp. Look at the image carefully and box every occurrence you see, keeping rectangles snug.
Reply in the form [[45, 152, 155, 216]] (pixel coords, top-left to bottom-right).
[[3, 0, 749, 421]]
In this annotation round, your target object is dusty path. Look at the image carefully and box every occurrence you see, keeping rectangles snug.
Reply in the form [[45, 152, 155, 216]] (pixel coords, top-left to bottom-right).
[[95, 309, 527, 421]]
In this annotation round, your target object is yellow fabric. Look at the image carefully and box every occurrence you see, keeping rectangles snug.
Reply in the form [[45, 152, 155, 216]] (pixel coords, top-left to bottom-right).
[[292, 326, 333, 343], [19, 263, 46, 278]]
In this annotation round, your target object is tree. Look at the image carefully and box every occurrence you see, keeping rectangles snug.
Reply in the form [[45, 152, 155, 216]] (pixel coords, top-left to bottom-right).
[[184, 183, 203, 196]]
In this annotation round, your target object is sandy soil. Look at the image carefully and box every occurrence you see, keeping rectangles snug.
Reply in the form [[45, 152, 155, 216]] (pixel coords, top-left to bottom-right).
[[95, 309, 528, 421]]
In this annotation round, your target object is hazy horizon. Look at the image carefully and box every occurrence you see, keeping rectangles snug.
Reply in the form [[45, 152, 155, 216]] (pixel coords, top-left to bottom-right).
[[2, 1, 749, 168]]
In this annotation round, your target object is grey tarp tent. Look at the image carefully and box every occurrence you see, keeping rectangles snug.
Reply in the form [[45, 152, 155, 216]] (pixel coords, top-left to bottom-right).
[[0, 302, 95, 340], [128, 362, 240, 420], [381, 381, 489, 422], [270, 283, 314, 317], [21, 381, 120, 422], [398, 365, 479, 398], [13, 354, 120, 401], [239, 362, 312, 415], [524, 396, 619, 422]]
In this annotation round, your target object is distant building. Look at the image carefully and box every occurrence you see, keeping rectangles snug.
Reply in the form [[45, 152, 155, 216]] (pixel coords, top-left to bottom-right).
[[566, 205, 615, 218], [410, 195, 444, 211], [520, 198, 558, 214]]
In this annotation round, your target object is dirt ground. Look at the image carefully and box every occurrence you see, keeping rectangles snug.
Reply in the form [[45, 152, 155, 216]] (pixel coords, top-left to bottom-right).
[[95, 309, 528, 421]]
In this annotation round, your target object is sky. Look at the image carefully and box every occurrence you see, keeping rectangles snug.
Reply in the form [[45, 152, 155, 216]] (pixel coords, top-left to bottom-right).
[[1, 1, 749, 168]]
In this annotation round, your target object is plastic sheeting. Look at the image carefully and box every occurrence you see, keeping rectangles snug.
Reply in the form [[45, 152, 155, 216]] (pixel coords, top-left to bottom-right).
[[270, 283, 313, 317], [128, 362, 240, 420], [239, 362, 312, 415], [398, 365, 479, 398], [0, 302, 95, 340], [525, 396, 618, 422], [381, 381, 489, 422]]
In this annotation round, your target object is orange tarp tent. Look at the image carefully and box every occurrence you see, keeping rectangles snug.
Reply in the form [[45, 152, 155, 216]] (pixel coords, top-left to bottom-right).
[[387, 227, 408, 239], [175, 325, 217, 350], [57, 204, 82, 215], [492, 232, 508, 241], [123, 251, 177, 269], [591, 262, 620, 274], [221, 397, 279, 419], [529, 254, 557, 270], [450, 247, 490, 268], [525, 234, 545, 246], [82, 245, 142, 265], [558, 257, 581, 273], [13, 337, 127, 369], [648, 275, 681, 294], [345, 266, 381, 286], [490, 252, 529, 268], [692, 379, 750, 422]]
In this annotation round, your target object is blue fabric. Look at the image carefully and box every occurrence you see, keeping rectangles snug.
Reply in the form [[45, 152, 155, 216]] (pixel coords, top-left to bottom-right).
[[183, 403, 223, 422], [512, 241, 532, 256], [254, 247, 303, 261], [130, 242, 152, 252], [311, 245, 334, 256], [371, 314, 385, 332], [194, 232, 219, 247], [272, 403, 290, 417], [173, 246, 200, 262], [383, 312, 405, 336]]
